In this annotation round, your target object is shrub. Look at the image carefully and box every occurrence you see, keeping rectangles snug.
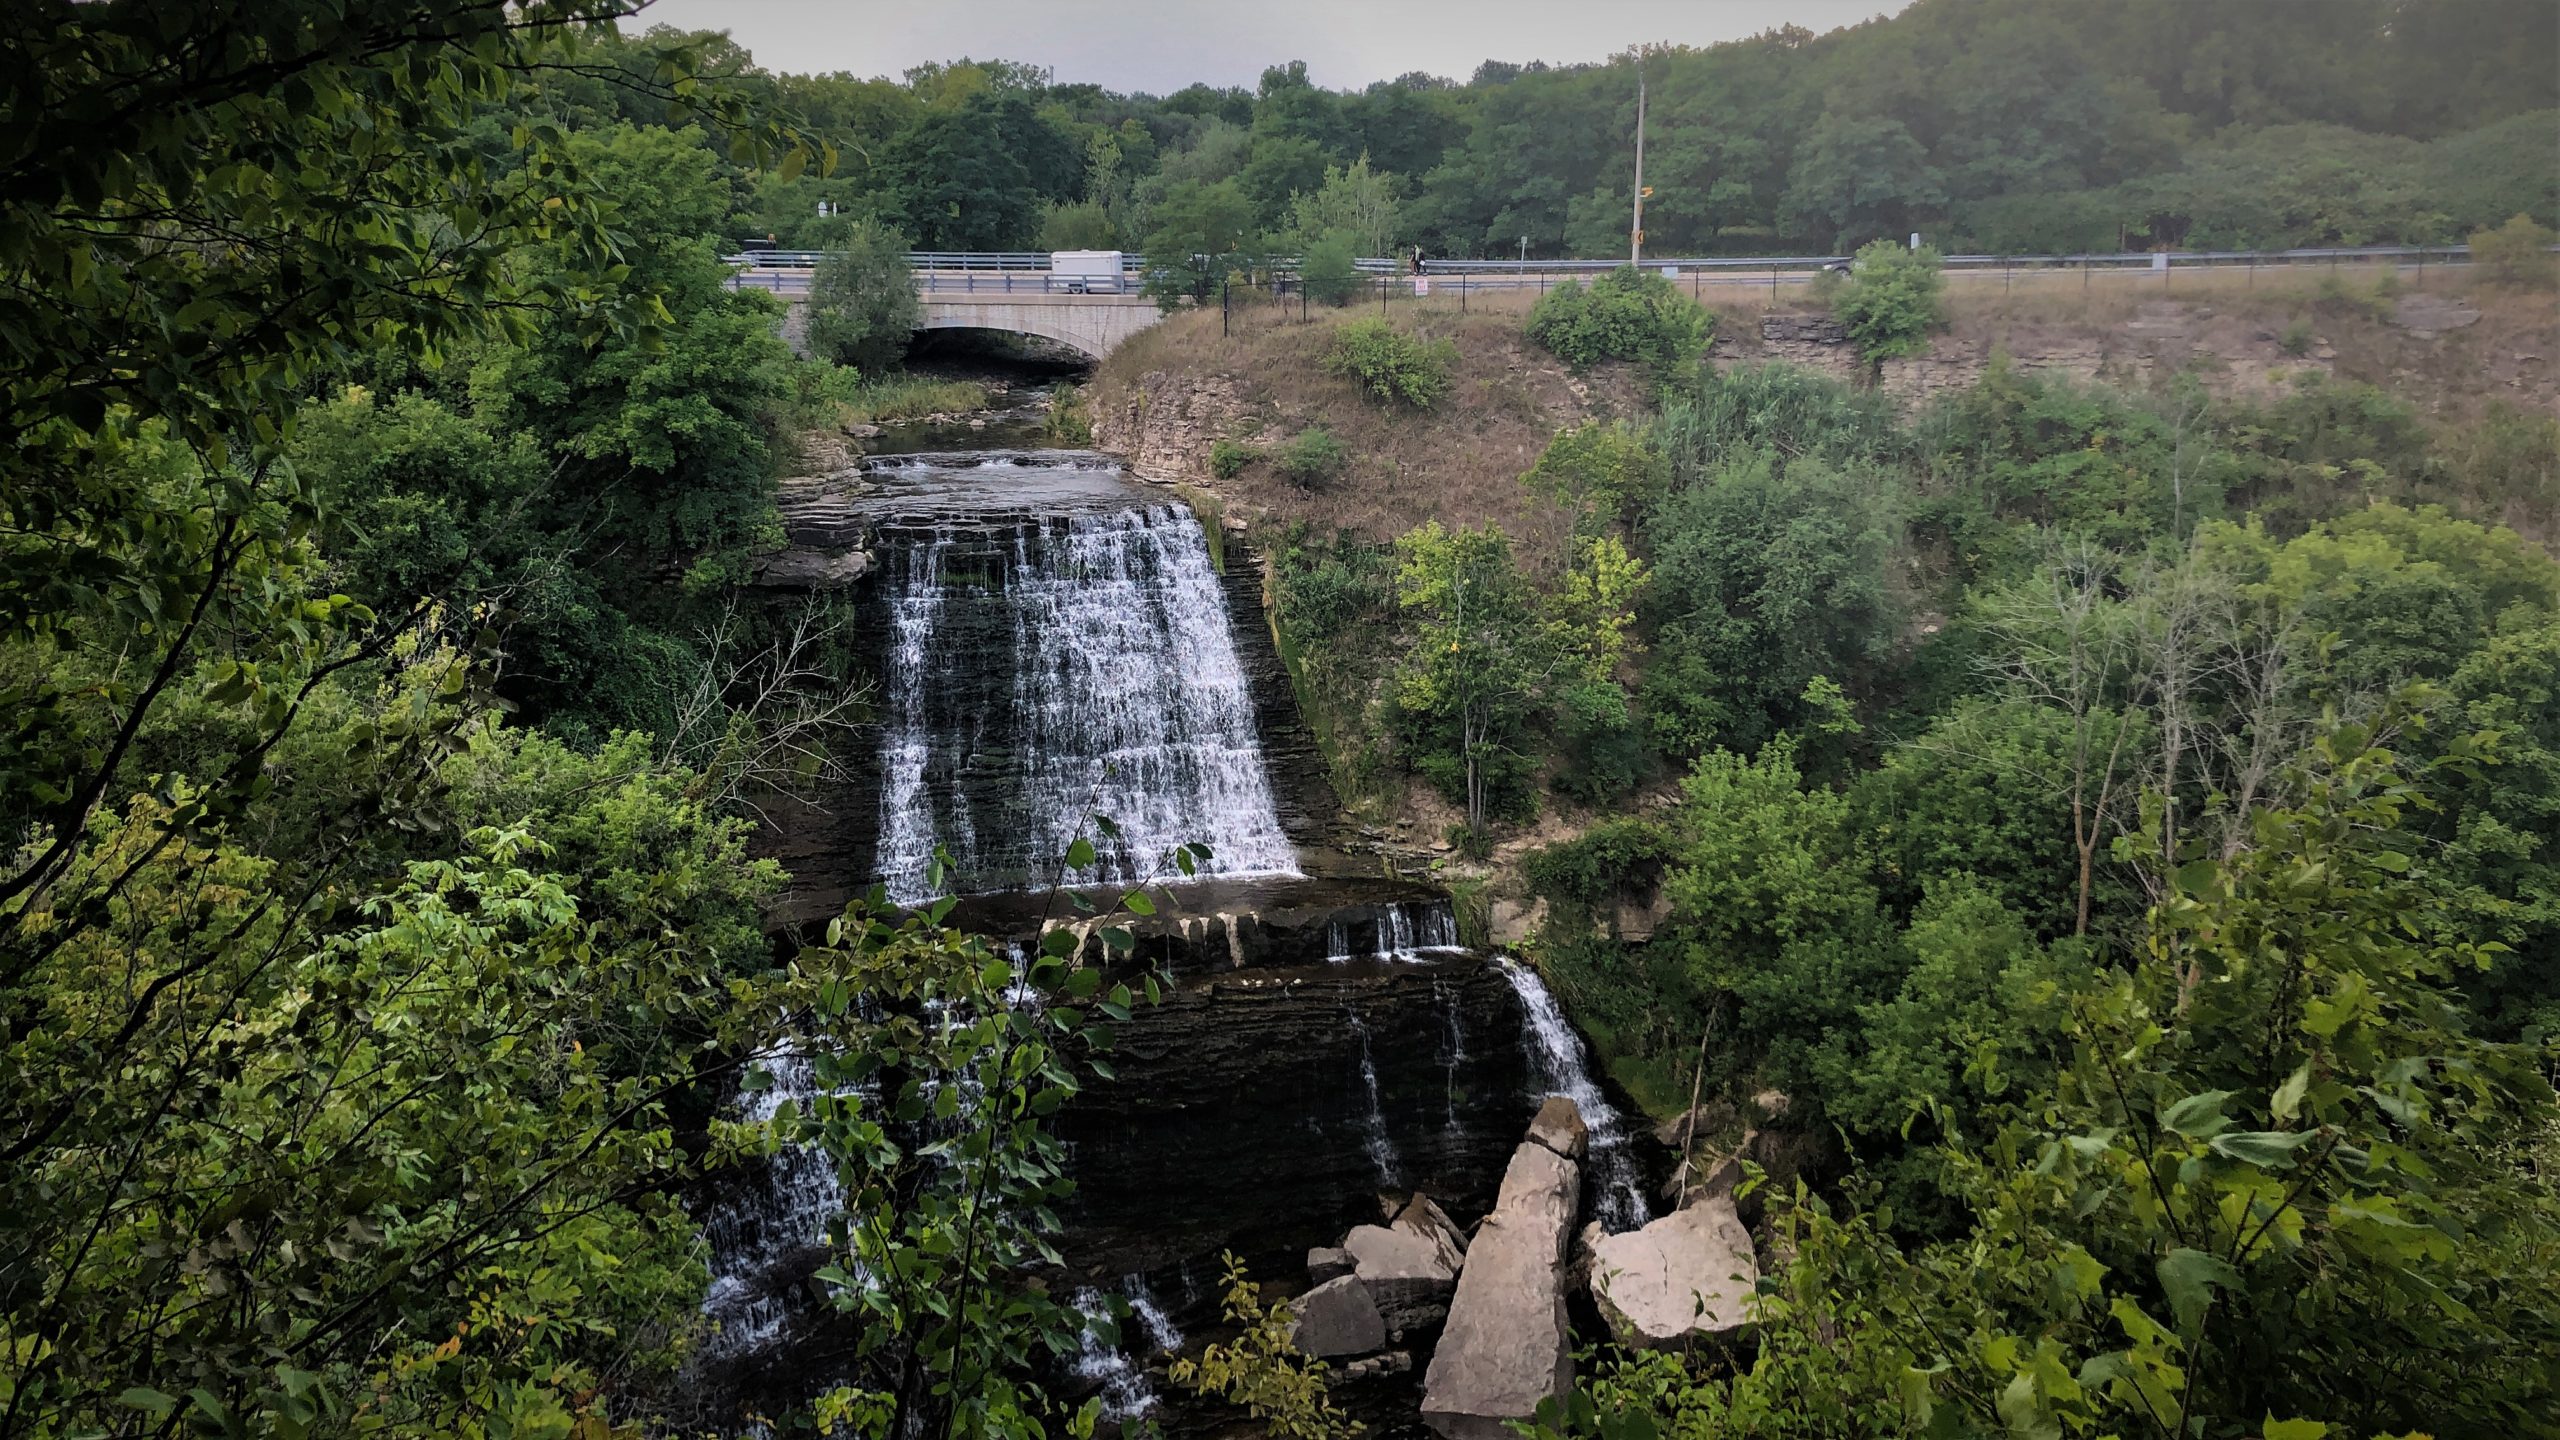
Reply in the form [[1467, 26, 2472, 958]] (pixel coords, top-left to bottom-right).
[[805, 220, 922, 374], [1320, 317, 1455, 408], [2279, 316, 2316, 356], [2471, 212, 2559, 289], [1208, 437, 1259, 479], [1276, 427, 1346, 488], [1830, 239, 1945, 366], [1043, 383, 1093, 445], [1523, 264, 1713, 373], [1298, 229, 1365, 307]]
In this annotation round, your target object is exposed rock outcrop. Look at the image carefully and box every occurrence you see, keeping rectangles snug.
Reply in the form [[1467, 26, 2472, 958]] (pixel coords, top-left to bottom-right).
[[1422, 1102, 1584, 1440], [1588, 1195, 1758, 1349], [1343, 1213, 1462, 1333], [1526, 1095, 1588, 1161], [1289, 1275, 1387, 1358]]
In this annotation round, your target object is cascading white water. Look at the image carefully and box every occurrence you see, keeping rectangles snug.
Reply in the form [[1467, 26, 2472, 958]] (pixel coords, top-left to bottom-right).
[[1069, 1278, 1186, 1422], [1495, 957, 1651, 1232], [1323, 899, 1465, 962], [1346, 1011, 1403, 1186], [876, 534, 971, 902], [1434, 979, 1468, 1135], [697, 1043, 851, 1361], [875, 505, 1300, 903]]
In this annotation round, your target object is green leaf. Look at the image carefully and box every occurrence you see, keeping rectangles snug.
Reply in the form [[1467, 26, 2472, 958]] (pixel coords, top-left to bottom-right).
[[2155, 1247, 2242, 1333], [1064, 836, 1097, 870], [2271, 1062, 2311, 1122], [2160, 1089, 2234, 1140], [2262, 1419, 2329, 1440], [1120, 890, 1156, 917], [2209, 1129, 2319, 1169], [118, 1388, 179, 1418]]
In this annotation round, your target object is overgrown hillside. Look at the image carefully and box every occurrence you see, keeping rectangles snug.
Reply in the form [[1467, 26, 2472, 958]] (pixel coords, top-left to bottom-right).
[[1084, 269, 2560, 1131]]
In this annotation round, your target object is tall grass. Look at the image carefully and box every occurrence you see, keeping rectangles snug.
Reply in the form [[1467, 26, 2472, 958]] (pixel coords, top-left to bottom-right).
[[834, 374, 991, 425]]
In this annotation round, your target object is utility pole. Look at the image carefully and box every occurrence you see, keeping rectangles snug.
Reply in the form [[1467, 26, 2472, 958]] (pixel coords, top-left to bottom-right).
[[1629, 54, 1647, 266]]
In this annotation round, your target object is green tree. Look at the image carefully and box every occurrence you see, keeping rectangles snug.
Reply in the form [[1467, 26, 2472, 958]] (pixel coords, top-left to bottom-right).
[[1140, 179, 1264, 308], [1297, 229, 1366, 306], [1287, 153, 1402, 256], [1637, 452, 1899, 759], [884, 99, 1045, 250], [1780, 113, 1945, 251], [1829, 239, 1946, 367], [2471, 211, 2560, 289], [807, 219, 924, 373], [1391, 523, 1548, 838]]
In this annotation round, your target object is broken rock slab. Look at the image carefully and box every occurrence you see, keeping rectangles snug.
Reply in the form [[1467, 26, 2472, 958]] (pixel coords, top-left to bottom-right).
[[1289, 1274, 1387, 1358], [1588, 1194, 1759, 1349], [1344, 1216, 1460, 1333], [1527, 1095, 1588, 1161], [1308, 1245, 1355, 1285], [1423, 1103, 1584, 1440]]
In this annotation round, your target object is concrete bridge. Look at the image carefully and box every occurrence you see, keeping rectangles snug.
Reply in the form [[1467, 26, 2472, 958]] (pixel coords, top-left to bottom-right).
[[732, 263, 1162, 361]]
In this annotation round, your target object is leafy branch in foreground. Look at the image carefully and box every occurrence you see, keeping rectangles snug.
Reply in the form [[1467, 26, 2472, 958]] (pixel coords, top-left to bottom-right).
[[1169, 1254, 1360, 1440]]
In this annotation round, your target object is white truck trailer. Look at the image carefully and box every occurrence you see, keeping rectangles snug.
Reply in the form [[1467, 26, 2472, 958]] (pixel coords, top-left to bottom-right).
[[1047, 250, 1125, 293]]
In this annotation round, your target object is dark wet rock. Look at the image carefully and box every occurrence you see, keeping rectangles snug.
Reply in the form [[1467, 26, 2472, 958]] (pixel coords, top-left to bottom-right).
[[1052, 957, 1536, 1280], [1290, 1275, 1387, 1358]]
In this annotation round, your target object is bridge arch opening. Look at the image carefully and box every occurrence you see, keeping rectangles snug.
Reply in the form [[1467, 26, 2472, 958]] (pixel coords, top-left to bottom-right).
[[905, 326, 1097, 375]]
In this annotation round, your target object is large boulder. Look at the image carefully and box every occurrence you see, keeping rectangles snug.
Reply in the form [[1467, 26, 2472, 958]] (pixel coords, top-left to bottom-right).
[[1588, 1195, 1758, 1349], [1423, 1106, 1585, 1440], [1527, 1095, 1588, 1161], [1391, 1193, 1470, 1261], [1289, 1275, 1387, 1358], [1308, 1245, 1355, 1285], [1344, 1218, 1460, 1332]]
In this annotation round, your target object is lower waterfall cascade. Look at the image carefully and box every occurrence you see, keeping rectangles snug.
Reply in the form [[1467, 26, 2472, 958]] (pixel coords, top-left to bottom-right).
[[1497, 956, 1654, 1232]]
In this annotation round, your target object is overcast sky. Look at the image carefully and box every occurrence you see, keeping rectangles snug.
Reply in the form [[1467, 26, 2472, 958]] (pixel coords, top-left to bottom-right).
[[627, 0, 1906, 92]]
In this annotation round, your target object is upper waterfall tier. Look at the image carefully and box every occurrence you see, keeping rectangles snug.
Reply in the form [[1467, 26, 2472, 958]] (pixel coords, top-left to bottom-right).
[[874, 499, 1301, 902]]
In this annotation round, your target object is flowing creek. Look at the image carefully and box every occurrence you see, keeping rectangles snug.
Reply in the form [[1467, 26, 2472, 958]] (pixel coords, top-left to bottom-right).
[[699, 429, 1664, 1434]]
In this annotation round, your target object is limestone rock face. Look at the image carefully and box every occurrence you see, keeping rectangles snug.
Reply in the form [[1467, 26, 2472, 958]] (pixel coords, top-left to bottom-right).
[[1391, 1194, 1471, 1261], [1422, 1106, 1585, 1440], [1588, 1196, 1759, 1348], [1289, 1275, 1387, 1358], [1344, 1218, 1460, 1332], [1527, 1096, 1588, 1162]]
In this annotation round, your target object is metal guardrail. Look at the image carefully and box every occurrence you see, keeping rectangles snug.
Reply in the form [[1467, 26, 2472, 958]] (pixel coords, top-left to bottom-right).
[[721, 243, 2503, 303], [724, 243, 2484, 276]]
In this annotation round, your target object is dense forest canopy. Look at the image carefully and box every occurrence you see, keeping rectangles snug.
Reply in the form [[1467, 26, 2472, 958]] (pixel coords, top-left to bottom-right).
[[656, 0, 2560, 256]]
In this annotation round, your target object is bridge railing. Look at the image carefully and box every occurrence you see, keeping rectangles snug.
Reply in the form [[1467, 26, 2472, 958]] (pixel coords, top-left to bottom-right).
[[720, 243, 2499, 298]]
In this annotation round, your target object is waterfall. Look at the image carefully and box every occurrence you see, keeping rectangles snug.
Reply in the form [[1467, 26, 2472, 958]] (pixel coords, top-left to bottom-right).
[[1347, 1011, 1403, 1186], [874, 506, 1299, 903], [697, 1043, 850, 1362], [1069, 1278, 1185, 1423], [1495, 957, 1651, 1232], [1435, 979, 1468, 1135], [1324, 899, 1465, 962]]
